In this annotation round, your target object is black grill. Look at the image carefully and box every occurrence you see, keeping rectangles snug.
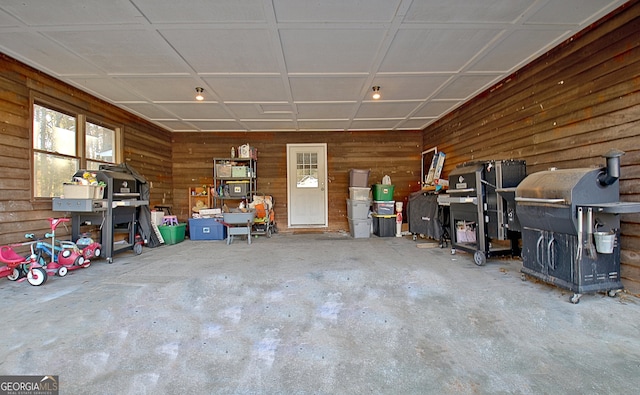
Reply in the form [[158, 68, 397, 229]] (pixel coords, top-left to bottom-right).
[[515, 149, 640, 303], [439, 159, 526, 265]]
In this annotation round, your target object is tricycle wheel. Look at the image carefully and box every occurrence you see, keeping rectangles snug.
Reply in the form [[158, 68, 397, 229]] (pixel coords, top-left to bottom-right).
[[74, 256, 85, 266], [94, 247, 101, 258], [83, 261, 91, 268], [27, 267, 47, 286], [57, 266, 68, 277], [7, 267, 22, 281], [134, 243, 143, 255]]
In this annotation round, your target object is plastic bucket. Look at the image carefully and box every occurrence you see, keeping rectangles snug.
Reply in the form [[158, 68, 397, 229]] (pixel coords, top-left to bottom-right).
[[594, 232, 615, 254]]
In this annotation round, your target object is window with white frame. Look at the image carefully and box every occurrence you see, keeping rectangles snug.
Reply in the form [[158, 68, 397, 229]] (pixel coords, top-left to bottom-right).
[[32, 102, 119, 198]]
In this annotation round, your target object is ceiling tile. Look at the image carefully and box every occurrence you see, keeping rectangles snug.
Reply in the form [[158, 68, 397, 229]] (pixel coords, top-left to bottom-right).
[[226, 103, 294, 119], [240, 120, 296, 131], [162, 29, 280, 73], [273, 0, 401, 22], [187, 120, 246, 132], [0, 9, 20, 26], [380, 28, 502, 72], [397, 118, 436, 130], [370, 75, 452, 100], [153, 120, 197, 132], [355, 101, 423, 118], [289, 76, 367, 102], [280, 28, 386, 73], [412, 101, 462, 118], [46, 30, 190, 74], [68, 78, 147, 101], [114, 77, 203, 102], [160, 103, 232, 120], [404, 0, 532, 23], [434, 75, 502, 100], [296, 103, 356, 119], [525, 0, 622, 25], [349, 119, 402, 130], [0, 32, 101, 75], [133, 0, 266, 23], [1, 0, 143, 26], [117, 103, 175, 119], [469, 29, 569, 72], [201, 76, 289, 102], [297, 120, 350, 130]]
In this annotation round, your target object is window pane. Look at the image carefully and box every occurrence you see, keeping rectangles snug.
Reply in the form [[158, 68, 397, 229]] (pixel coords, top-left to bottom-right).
[[33, 152, 78, 198], [33, 104, 76, 156], [86, 160, 102, 171], [296, 151, 319, 188], [86, 122, 115, 163]]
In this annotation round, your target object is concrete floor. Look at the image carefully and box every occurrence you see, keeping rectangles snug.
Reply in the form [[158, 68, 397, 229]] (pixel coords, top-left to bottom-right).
[[1, 232, 639, 394]]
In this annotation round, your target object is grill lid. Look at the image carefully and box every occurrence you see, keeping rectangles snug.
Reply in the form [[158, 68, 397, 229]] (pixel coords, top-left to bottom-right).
[[515, 168, 597, 205]]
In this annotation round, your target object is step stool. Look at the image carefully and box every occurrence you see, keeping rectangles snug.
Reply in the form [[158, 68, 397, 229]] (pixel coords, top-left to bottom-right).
[[162, 215, 179, 226]]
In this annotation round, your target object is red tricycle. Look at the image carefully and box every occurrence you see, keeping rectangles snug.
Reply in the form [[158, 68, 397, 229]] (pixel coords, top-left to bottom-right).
[[28, 218, 90, 277], [0, 240, 48, 286]]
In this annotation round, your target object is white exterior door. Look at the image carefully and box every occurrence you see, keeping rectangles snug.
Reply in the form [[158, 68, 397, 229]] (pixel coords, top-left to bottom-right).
[[287, 143, 328, 227]]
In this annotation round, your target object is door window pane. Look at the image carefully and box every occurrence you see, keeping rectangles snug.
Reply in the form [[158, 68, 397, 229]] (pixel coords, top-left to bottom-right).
[[296, 152, 318, 188]]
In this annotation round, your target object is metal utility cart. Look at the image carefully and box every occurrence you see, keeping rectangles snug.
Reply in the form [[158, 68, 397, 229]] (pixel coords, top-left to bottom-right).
[[439, 160, 526, 265], [222, 210, 255, 245], [515, 149, 640, 303]]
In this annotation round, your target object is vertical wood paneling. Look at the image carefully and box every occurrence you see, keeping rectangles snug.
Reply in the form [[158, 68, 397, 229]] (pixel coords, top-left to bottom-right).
[[0, 54, 173, 246], [421, 3, 640, 292]]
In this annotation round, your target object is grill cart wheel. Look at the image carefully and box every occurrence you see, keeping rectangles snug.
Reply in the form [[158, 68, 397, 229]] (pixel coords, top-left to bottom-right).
[[473, 250, 486, 266], [608, 289, 621, 297], [570, 293, 582, 304]]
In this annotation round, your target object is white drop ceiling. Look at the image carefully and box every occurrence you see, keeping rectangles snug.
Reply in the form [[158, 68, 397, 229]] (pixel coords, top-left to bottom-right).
[[0, 0, 626, 133]]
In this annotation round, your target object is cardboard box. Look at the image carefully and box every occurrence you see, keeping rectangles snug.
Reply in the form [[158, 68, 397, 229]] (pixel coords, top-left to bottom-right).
[[150, 211, 164, 225]]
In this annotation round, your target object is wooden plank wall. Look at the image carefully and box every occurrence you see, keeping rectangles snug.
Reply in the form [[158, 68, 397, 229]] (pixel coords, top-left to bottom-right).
[[0, 54, 173, 246], [421, 3, 640, 291], [171, 131, 423, 232]]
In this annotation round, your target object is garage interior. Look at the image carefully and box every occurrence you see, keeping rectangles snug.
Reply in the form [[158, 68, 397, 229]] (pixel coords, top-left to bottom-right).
[[1, 1, 640, 393]]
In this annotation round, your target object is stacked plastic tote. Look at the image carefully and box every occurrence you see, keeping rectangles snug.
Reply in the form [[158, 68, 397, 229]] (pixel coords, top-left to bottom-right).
[[347, 169, 371, 238], [371, 183, 395, 237]]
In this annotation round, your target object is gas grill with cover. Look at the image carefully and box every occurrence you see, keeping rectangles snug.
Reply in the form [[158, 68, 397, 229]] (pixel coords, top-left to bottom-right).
[[438, 159, 526, 265], [515, 149, 640, 303]]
